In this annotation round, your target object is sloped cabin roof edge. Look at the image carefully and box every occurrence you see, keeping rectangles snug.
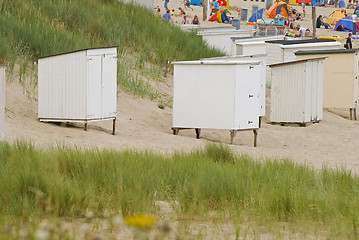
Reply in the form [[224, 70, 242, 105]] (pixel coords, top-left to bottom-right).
[[37, 46, 119, 60], [269, 57, 326, 68]]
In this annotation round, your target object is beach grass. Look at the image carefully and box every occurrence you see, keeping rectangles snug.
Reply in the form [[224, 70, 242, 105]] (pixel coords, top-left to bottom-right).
[[0, 0, 223, 98], [0, 141, 359, 238]]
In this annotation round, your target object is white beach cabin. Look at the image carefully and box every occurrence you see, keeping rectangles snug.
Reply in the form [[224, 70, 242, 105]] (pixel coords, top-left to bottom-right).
[[0, 67, 5, 139], [199, 54, 266, 119], [269, 58, 325, 125], [38, 47, 118, 134], [230, 35, 289, 56], [265, 39, 340, 84], [295, 49, 359, 120], [172, 59, 261, 146], [197, 28, 254, 55]]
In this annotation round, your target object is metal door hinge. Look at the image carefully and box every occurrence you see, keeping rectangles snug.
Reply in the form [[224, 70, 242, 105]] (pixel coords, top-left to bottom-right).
[[248, 121, 253, 124], [249, 66, 254, 69]]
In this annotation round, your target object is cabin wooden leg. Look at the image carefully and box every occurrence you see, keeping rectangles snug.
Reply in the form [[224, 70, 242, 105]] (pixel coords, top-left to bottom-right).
[[230, 130, 236, 144], [350, 108, 353, 120], [112, 118, 116, 135], [354, 108, 357, 121], [84, 121, 87, 131], [172, 128, 179, 135], [253, 129, 258, 147], [259, 116, 262, 128], [195, 128, 201, 139]]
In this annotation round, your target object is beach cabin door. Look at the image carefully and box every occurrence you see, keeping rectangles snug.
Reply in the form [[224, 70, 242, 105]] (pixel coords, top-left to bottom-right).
[[234, 64, 260, 129], [87, 53, 117, 119], [101, 53, 117, 118], [304, 60, 323, 122], [87, 55, 102, 119]]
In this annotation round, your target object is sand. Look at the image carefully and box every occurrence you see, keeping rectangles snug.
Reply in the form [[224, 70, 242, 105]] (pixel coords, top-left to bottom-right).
[[5, 70, 359, 174]]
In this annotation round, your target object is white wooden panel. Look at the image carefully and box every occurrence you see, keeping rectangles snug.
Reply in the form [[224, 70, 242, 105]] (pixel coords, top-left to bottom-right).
[[266, 43, 283, 65], [0, 67, 5, 139], [190, 55, 266, 116], [173, 61, 260, 130], [265, 43, 283, 85], [304, 60, 323, 122], [235, 42, 266, 56], [234, 65, 259, 129], [199, 30, 253, 55], [87, 55, 102, 119], [102, 54, 117, 119], [173, 65, 200, 128], [87, 48, 117, 56], [297, 52, 356, 109], [38, 47, 117, 122], [197, 65, 236, 129], [270, 59, 324, 123], [354, 54, 359, 107], [270, 62, 306, 123], [316, 61, 324, 121], [283, 44, 341, 62], [38, 51, 87, 120]]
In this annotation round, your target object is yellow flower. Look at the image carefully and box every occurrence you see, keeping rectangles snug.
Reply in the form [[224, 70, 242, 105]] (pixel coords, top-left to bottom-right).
[[124, 214, 158, 229]]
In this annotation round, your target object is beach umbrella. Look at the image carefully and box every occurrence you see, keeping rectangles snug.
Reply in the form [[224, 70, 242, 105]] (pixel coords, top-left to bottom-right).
[[334, 16, 358, 31], [266, 1, 291, 18], [208, 10, 223, 22], [326, 10, 346, 25], [248, 8, 265, 22]]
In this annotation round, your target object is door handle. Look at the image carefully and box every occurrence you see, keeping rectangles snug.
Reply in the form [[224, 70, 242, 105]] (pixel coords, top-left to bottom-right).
[[249, 66, 254, 69], [248, 121, 253, 124], [249, 94, 254, 98]]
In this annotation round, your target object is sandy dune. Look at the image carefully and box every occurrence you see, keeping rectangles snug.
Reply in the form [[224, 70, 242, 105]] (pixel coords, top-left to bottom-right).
[[5, 72, 359, 174]]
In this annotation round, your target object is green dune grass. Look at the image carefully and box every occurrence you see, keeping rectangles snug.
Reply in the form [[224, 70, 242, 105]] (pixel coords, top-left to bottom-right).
[[0, 141, 359, 238]]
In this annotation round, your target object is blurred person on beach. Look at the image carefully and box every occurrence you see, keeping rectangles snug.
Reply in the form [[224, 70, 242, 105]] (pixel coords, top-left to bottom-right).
[[291, 9, 303, 21], [316, 15, 329, 29], [305, 29, 311, 37], [184, 0, 194, 10], [163, 9, 172, 22], [285, 18, 295, 29], [274, 14, 285, 25], [213, 0, 219, 11], [178, 7, 186, 15], [192, 15, 200, 24], [301, 3, 306, 17], [156, 8, 161, 18], [296, 25, 307, 37], [181, 15, 189, 24], [347, 0, 358, 8], [345, 33, 353, 49], [170, 9, 175, 15], [339, 0, 346, 7], [163, 0, 170, 10]]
